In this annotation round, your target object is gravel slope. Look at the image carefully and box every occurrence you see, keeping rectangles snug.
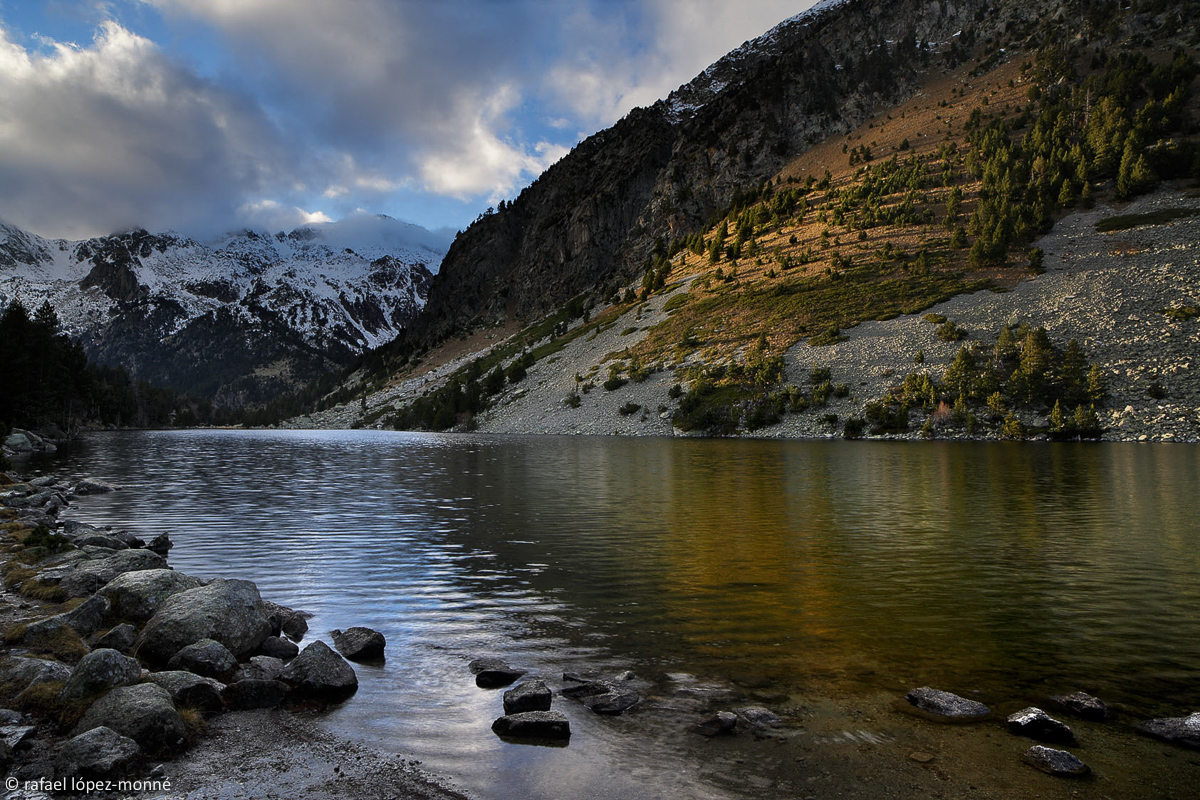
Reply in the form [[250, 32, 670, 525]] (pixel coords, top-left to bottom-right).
[[294, 189, 1200, 443]]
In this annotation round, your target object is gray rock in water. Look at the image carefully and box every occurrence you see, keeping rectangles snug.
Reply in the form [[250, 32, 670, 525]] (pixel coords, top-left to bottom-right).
[[694, 711, 738, 736], [5, 433, 33, 452], [73, 479, 119, 495], [75, 534, 129, 550], [55, 726, 140, 779], [1049, 691, 1110, 721], [504, 680, 552, 714], [260, 636, 300, 661], [166, 638, 238, 681], [1007, 707, 1077, 745], [279, 641, 358, 699], [73, 683, 186, 756], [262, 601, 309, 641], [147, 533, 173, 556], [734, 706, 783, 727], [1023, 745, 1090, 776], [135, 578, 272, 665], [470, 657, 526, 689], [904, 687, 991, 722], [223, 678, 289, 710], [331, 627, 386, 662], [95, 623, 138, 654], [561, 679, 640, 715], [491, 710, 571, 740], [61, 550, 167, 598], [103, 569, 203, 622], [145, 671, 224, 717], [58, 649, 142, 702], [1137, 712, 1200, 749]]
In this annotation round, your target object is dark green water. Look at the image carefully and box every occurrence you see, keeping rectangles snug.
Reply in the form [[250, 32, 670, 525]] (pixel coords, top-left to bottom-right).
[[36, 431, 1200, 799]]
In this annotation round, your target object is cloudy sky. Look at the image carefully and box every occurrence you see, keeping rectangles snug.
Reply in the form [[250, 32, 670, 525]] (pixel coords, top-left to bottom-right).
[[0, 0, 817, 240]]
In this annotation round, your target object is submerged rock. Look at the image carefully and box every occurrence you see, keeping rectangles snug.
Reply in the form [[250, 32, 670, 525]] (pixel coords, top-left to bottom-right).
[[1023, 745, 1090, 776], [734, 706, 783, 727], [503, 681, 553, 714], [694, 711, 738, 737], [1049, 691, 1110, 721], [492, 710, 571, 740], [331, 627, 386, 662], [469, 657, 527, 689], [1137, 712, 1200, 749], [561, 678, 640, 715], [1007, 707, 1077, 745], [904, 687, 990, 722]]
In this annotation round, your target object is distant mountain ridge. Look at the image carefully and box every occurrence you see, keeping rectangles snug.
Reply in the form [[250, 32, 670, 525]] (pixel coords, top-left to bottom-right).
[[0, 216, 447, 405]]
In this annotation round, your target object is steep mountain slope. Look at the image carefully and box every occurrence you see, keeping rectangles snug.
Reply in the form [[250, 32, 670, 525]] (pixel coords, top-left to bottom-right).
[[414, 0, 1052, 346], [310, 0, 1197, 442], [0, 217, 445, 405]]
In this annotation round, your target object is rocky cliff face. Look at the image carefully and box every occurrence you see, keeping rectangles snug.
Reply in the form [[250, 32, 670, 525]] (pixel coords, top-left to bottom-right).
[[0, 219, 443, 405], [418, 0, 1053, 344]]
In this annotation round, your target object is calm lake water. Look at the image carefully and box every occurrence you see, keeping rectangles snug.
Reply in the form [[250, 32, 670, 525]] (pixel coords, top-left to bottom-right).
[[31, 431, 1200, 798]]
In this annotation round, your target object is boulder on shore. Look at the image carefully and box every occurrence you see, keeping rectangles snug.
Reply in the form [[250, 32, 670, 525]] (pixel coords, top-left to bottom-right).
[[904, 687, 991, 722], [279, 641, 358, 699], [331, 627, 386, 662], [103, 569, 203, 622], [260, 636, 300, 661], [55, 726, 140, 779], [166, 638, 238, 681], [135, 579, 272, 665], [57, 649, 142, 702], [145, 671, 224, 717], [72, 683, 186, 756], [223, 679, 289, 710], [61, 550, 167, 598], [95, 624, 137, 654], [1023, 745, 1090, 776]]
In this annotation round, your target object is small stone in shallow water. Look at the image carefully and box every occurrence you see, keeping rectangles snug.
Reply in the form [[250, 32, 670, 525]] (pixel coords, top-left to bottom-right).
[[1049, 691, 1109, 721], [492, 711, 570, 740], [694, 711, 738, 737], [503, 681, 552, 714], [1007, 707, 1077, 745], [469, 658, 527, 689], [909, 752, 935, 763], [1022, 745, 1089, 776], [904, 687, 990, 721]]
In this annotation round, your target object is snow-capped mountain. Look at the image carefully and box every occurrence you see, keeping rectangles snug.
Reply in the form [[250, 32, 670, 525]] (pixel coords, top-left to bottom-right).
[[0, 216, 447, 405]]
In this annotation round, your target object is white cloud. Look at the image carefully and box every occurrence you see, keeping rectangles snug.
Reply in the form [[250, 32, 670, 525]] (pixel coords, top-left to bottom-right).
[[237, 199, 332, 231], [0, 20, 292, 238]]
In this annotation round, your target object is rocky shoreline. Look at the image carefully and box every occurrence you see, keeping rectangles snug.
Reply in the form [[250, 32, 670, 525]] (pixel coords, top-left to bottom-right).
[[0, 472, 466, 800]]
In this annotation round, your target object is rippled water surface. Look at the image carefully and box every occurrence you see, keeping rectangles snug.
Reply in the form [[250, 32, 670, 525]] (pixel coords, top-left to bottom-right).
[[36, 431, 1200, 798]]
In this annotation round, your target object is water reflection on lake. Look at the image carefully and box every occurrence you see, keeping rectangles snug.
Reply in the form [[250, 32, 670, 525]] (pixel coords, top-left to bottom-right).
[[40, 431, 1200, 799]]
